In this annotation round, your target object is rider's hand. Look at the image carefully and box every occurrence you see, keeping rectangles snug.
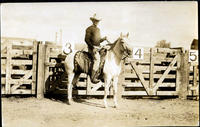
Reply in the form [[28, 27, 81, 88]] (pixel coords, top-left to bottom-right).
[[103, 36, 107, 41]]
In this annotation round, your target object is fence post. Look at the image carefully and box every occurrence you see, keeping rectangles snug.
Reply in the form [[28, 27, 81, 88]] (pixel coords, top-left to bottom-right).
[[179, 50, 189, 99], [176, 52, 183, 92], [5, 42, 12, 94], [37, 42, 45, 99], [32, 41, 38, 94], [193, 65, 198, 100], [149, 48, 155, 95], [44, 44, 50, 93]]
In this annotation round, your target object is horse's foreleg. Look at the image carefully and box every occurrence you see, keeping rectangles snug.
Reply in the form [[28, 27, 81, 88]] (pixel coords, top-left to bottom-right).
[[113, 77, 119, 108], [104, 75, 111, 108], [67, 73, 74, 105]]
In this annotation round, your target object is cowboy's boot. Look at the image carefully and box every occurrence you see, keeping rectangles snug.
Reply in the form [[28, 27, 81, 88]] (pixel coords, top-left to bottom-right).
[[91, 70, 100, 84]]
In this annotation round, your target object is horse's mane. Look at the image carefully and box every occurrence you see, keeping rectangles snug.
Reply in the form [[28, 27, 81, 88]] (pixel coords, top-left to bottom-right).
[[107, 38, 120, 51]]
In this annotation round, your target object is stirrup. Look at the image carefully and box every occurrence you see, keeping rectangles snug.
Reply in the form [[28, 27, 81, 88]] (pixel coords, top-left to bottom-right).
[[91, 78, 100, 84]]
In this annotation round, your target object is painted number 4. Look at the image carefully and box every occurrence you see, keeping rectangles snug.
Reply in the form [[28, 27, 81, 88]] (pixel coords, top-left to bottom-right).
[[133, 48, 144, 60]]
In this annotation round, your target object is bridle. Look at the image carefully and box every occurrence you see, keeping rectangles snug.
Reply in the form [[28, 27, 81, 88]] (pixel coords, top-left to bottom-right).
[[106, 38, 132, 60], [120, 39, 131, 60]]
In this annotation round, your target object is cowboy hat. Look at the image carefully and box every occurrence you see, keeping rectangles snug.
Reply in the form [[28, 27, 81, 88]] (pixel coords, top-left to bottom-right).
[[90, 13, 101, 21]]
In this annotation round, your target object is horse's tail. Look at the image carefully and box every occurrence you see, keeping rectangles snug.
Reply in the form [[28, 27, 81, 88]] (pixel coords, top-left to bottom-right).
[[74, 51, 92, 74]]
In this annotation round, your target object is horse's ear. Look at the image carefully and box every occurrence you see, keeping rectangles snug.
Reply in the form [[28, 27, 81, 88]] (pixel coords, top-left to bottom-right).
[[126, 32, 129, 37], [120, 32, 123, 38]]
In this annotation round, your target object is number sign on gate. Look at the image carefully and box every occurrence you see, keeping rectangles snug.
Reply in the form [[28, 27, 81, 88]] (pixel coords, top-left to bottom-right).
[[133, 47, 144, 60], [189, 50, 198, 63]]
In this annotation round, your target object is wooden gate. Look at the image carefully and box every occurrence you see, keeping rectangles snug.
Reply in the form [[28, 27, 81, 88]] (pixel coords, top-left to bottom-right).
[[37, 42, 64, 97], [36, 43, 198, 99], [1, 37, 38, 94], [37, 42, 115, 97], [122, 48, 182, 96], [186, 50, 199, 100], [1, 39, 198, 98], [37, 42, 87, 96]]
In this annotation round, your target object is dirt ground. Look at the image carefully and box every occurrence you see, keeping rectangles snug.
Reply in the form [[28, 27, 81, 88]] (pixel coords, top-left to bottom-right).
[[2, 95, 199, 127]]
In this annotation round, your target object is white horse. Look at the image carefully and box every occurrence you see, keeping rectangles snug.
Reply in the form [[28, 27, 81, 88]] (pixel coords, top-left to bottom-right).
[[63, 33, 132, 108]]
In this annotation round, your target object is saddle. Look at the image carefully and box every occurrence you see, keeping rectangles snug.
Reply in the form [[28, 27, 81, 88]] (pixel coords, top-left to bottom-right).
[[55, 46, 110, 83], [74, 48, 108, 82]]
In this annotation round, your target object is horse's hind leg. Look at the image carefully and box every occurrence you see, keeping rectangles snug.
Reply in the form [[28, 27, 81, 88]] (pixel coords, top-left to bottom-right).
[[113, 76, 119, 108], [67, 73, 74, 105], [72, 72, 81, 88]]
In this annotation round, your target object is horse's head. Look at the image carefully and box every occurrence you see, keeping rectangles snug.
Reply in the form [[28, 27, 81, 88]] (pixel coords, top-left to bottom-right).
[[117, 32, 132, 59]]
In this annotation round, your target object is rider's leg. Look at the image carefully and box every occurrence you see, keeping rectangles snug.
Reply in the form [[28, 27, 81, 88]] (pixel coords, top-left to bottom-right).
[[91, 48, 101, 83]]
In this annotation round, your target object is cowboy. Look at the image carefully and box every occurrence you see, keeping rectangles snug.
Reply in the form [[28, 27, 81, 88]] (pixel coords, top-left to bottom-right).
[[85, 13, 107, 83]]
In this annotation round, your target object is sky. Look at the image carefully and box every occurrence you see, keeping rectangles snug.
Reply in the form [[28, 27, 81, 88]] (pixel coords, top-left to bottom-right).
[[1, 2, 198, 49]]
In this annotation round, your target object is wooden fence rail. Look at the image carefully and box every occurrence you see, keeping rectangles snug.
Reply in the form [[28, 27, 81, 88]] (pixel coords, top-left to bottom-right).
[[1, 39, 198, 100], [35, 42, 199, 99], [1, 37, 38, 94], [186, 50, 199, 100], [122, 47, 182, 97]]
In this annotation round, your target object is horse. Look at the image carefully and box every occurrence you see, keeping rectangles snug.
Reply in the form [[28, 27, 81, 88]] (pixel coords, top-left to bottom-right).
[[63, 32, 132, 108]]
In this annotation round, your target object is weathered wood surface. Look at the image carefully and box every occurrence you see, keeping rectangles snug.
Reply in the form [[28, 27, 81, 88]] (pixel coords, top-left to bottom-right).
[[37, 43, 45, 98], [184, 50, 199, 100], [41, 46, 197, 98], [3, 42, 190, 98], [152, 54, 178, 94], [130, 61, 150, 95], [1, 38, 38, 95], [2, 40, 198, 99], [5, 42, 12, 94], [149, 48, 155, 94], [122, 48, 182, 96]]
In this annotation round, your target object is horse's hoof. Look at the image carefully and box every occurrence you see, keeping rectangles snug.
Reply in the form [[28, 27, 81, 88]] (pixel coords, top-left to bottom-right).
[[68, 102, 72, 105], [68, 99, 74, 105], [104, 100, 108, 108], [114, 105, 118, 108], [104, 105, 108, 108]]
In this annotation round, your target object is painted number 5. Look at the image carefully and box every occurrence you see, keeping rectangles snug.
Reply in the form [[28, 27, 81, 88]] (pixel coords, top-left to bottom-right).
[[189, 50, 198, 62], [133, 48, 144, 60]]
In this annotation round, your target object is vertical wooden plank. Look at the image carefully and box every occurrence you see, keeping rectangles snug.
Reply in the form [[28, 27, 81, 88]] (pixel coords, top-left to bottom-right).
[[188, 62, 192, 96], [86, 75, 91, 95], [193, 65, 197, 96], [31, 41, 38, 94], [149, 48, 155, 95], [176, 53, 181, 93], [36, 43, 45, 98], [44, 44, 50, 93], [5, 42, 12, 94], [179, 50, 189, 99]]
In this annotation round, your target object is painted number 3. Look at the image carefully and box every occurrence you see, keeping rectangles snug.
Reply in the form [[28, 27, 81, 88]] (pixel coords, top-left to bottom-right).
[[63, 43, 72, 54], [133, 48, 144, 60]]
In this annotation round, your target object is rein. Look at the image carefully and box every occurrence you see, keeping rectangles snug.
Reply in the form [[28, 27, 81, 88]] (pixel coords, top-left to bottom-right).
[[107, 38, 130, 61]]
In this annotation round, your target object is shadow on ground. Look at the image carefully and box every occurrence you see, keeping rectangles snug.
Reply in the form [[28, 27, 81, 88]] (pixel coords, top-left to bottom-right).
[[45, 93, 105, 108]]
